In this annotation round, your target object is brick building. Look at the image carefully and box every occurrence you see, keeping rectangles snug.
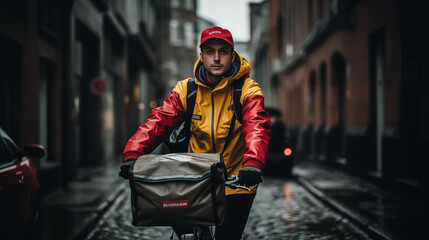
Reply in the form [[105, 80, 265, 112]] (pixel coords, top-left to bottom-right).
[[0, 0, 171, 195], [252, 0, 429, 197], [1, 0, 71, 194]]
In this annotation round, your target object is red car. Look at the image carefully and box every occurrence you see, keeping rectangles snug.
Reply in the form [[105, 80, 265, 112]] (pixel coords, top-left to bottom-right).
[[0, 127, 45, 239]]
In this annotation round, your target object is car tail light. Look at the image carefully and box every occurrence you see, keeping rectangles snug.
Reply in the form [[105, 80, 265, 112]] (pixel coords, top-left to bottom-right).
[[284, 147, 292, 156]]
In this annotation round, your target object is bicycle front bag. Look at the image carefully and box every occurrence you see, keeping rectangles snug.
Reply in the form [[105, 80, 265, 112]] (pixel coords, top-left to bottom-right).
[[129, 153, 227, 226]]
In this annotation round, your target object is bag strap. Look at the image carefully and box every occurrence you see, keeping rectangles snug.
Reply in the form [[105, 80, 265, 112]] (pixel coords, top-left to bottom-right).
[[221, 114, 236, 155], [184, 78, 197, 147], [232, 76, 245, 124], [186, 78, 197, 111], [220, 76, 245, 154], [210, 164, 221, 227]]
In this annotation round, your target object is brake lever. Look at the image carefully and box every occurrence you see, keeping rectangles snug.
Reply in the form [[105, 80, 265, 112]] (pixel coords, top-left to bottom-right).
[[225, 175, 251, 192]]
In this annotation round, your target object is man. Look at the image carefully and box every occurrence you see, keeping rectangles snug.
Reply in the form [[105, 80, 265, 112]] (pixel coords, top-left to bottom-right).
[[120, 26, 271, 239]]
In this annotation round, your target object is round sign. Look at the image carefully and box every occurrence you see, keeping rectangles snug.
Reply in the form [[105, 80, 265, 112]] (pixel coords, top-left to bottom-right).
[[90, 78, 107, 95]]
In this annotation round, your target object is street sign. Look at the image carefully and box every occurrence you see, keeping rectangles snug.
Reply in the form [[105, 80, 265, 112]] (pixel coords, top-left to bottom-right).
[[90, 78, 107, 95]]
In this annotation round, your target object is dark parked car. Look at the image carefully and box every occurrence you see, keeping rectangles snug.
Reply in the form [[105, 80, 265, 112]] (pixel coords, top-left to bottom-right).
[[264, 107, 294, 177], [0, 127, 45, 239]]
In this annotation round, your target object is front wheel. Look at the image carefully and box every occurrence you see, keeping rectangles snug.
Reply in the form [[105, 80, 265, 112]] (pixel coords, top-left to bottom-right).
[[193, 225, 214, 240], [172, 225, 214, 240]]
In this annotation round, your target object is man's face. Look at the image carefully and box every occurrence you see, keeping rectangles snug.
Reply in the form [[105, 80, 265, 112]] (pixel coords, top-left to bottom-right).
[[200, 39, 235, 84]]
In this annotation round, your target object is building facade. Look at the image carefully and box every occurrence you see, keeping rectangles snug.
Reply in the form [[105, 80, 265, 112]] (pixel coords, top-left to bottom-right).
[[250, 0, 429, 197], [248, 1, 272, 105], [0, 0, 171, 195], [168, 0, 198, 89]]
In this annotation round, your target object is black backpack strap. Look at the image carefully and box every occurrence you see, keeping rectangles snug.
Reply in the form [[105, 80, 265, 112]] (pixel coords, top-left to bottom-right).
[[186, 78, 197, 115], [184, 78, 197, 147], [221, 114, 236, 155], [232, 76, 245, 124], [221, 77, 245, 154]]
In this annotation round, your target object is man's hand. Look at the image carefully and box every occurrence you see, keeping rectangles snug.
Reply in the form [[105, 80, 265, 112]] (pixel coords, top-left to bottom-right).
[[238, 166, 263, 187], [119, 159, 136, 180]]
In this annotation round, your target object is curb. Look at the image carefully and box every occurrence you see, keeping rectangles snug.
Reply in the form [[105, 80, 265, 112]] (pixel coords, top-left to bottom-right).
[[296, 177, 396, 240], [72, 181, 128, 240]]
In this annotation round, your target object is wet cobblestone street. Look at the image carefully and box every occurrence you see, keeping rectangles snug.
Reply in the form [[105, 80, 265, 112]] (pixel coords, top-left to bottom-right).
[[86, 177, 373, 239], [242, 177, 372, 240]]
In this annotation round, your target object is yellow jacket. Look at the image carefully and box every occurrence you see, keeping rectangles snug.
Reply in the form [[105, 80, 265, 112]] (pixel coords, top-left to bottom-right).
[[123, 52, 271, 195]]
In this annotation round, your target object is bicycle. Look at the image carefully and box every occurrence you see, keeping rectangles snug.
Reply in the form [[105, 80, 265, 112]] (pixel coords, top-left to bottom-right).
[[170, 175, 250, 240], [119, 154, 257, 240]]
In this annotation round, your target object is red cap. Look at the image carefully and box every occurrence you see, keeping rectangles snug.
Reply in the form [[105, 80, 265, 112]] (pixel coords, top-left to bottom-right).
[[200, 26, 234, 49]]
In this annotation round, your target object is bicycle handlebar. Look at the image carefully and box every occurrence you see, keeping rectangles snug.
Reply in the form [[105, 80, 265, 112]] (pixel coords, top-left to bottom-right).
[[225, 175, 251, 192], [120, 161, 254, 192]]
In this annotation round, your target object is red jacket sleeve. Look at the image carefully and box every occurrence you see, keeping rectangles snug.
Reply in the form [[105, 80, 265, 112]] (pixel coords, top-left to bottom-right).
[[241, 95, 271, 169], [122, 91, 184, 162]]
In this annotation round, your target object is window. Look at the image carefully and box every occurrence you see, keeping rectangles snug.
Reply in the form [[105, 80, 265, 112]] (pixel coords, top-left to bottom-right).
[[0, 35, 21, 141], [318, 0, 325, 19], [170, 19, 182, 46], [171, 0, 180, 8], [184, 0, 193, 11], [309, 71, 316, 123], [286, 43, 294, 57], [307, 0, 313, 30], [277, 16, 283, 54], [319, 62, 327, 125], [39, 0, 60, 41], [330, 0, 339, 15], [146, 0, 155, 36], [368, 27, 386, 175], [39, 58, 55, 164], [184, 22, 194, 49]]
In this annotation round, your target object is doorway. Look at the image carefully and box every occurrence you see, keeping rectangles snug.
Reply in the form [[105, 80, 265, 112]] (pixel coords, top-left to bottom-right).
[[331, 53, 347, 164], [369, 28, 385, 178], [0, 34, 21, 141], [74, 20, 101, 167], [398, 11, 424, 186]]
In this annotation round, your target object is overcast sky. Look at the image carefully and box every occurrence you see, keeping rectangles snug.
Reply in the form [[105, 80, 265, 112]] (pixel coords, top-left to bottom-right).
[[197, 0, 264, 42]]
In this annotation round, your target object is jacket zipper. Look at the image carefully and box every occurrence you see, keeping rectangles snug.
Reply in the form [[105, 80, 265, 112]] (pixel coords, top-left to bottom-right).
[[211, 92, 217, 153]]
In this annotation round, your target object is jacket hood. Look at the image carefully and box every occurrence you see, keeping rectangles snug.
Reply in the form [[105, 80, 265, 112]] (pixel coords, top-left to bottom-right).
[[193, 51, 251, 86]]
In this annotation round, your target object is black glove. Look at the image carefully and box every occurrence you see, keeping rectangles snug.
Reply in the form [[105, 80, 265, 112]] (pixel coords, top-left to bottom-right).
[[119, 159, 136, 180], [238, 166, 263, 187]]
